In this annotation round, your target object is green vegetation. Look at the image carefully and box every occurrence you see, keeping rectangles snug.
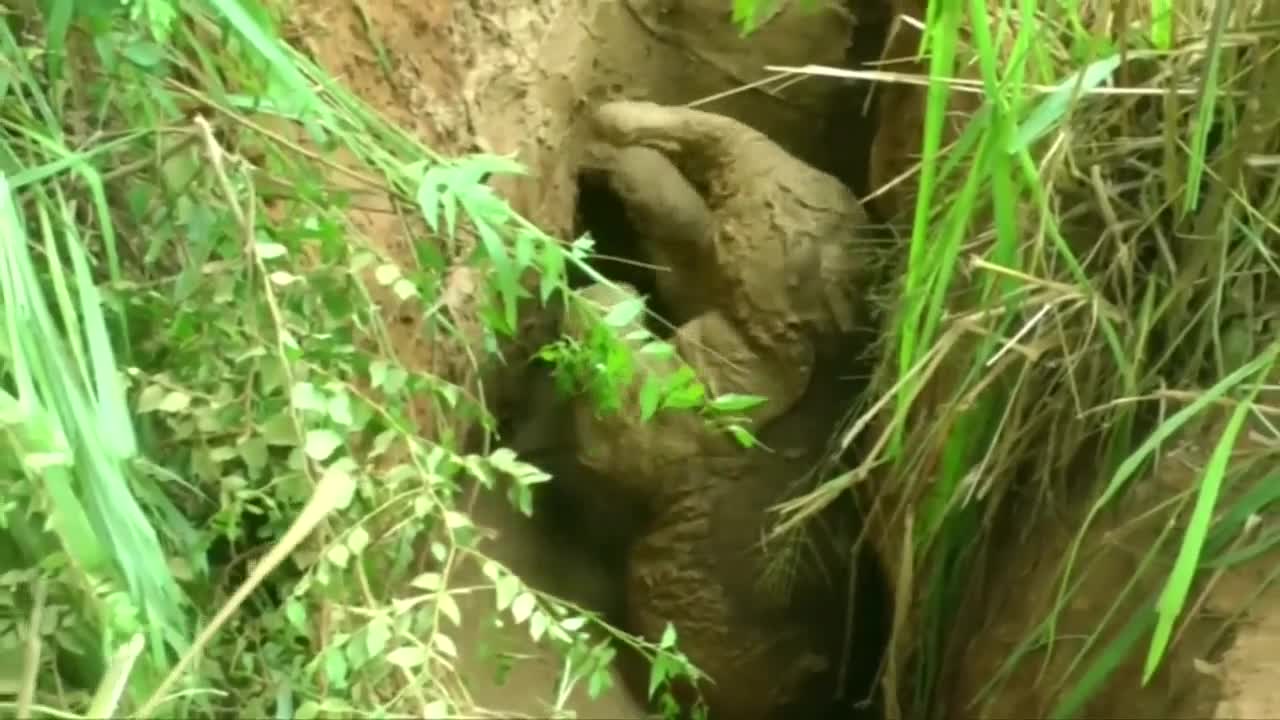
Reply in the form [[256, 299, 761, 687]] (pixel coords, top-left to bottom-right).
[[0, 0, 716, 716], [737, 0, 1280, 716], [3, 0, 1278, 717]]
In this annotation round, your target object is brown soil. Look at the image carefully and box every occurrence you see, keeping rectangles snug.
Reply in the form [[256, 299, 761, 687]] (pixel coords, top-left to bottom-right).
[[282, 0, 1280, 717], [939, 429, 1279, 720]]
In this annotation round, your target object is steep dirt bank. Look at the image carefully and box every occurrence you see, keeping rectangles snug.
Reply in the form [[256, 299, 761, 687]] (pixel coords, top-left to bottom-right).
[[280, 0, 1280, 718], [940, 428, 1278, 720], [286, 0, 889, 715]]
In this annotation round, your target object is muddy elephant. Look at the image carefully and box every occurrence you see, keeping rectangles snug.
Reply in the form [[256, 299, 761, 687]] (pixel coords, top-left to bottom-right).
[[510, 102, 889, 720]]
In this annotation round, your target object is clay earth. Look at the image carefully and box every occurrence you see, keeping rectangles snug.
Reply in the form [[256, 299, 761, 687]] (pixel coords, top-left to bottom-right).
[[289, 0, 1280, 715], [509, 100, 888, 720]]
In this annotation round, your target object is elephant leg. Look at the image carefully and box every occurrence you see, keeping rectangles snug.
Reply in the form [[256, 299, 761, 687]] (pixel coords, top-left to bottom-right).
[[590, 101, 786, 198], [583, 143, 718, 325]]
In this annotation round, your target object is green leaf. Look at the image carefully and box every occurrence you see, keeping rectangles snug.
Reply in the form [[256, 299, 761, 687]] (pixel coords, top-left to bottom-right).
[[708, 393, 766, 414], [539, 242, 564, 303], [385, 646, 427, 669], [374, 264, 401, 286], [412, 573, 442, 591], [346, 527, 370, 555], [321, 462, 357, 510], [291, 382, 327, 413], [254, 241, 288, 259], [648, 654, 670, 699], [660, 623, 678, 649], [136, 384, 165, 413], [325, 646, 349, 687], [434, 633, 457, 658], [1144, 395, 1255, 682], [663, 375, 705, 410], [511, 592, 536, 624], [639, 376, 663, 422], [726, 424, 757, 448], [285, 599, 307, 632], [261, 413, 300, 446], [640, 341, 675, 359], [326, 391, 353, 427], [366, 617, 391, 657], [268, 271, 300, 286], [495, 573, 520, 612], [326, 544, 350, 568], [121, 41, 167, 68], [587, 663, 613, 699], [529, 610, 549, 642], [304, 429, 343, 461], [603, 296, 645, 328], [157, 390, 191, 413], [392, 278, 418, 301], [438, 594, 462, 627], [1008, 54, 1122, 153], [416, 163, 442, 231]]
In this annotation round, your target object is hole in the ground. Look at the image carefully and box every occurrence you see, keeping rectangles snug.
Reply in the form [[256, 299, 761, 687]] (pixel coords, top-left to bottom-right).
[[493, 140, 897, 719], [488, 3, 903, 717], [481, 3, 1276, 718]]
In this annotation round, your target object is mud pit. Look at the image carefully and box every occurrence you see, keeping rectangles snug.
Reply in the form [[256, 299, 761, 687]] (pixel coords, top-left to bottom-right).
[[287, 0, 1280, 718]]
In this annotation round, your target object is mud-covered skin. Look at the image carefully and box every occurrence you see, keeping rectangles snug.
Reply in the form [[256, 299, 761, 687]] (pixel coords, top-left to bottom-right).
[[511, 290, 887, 720], [502, 352, 653, 584], [619, 454, 869, 720], [590, 101, 868, 344], [581, 143, 717, 326], [530, 102, 884, 720], [567, 102, 873, 485]]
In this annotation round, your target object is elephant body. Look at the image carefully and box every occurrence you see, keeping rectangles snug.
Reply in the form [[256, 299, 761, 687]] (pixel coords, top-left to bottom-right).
[[618, 437, 886, 720], [507, 101, 888, 720]]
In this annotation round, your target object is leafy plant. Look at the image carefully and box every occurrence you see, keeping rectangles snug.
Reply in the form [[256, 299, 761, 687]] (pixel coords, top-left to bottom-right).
[[1, 0, 708, 716]]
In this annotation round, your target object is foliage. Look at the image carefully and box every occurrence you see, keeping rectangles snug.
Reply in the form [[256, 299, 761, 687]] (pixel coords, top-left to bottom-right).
[[760, 0, 1280, 717], [0, 0, 736, 716]]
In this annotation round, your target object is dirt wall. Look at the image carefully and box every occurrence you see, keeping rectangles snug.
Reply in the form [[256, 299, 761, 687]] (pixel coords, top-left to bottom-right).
[[939, 427, 1278, 720], [286, 0, 883, 714]]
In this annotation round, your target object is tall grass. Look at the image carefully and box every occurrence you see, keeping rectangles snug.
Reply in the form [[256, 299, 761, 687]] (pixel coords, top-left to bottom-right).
[[735, 0, 1280, 715]]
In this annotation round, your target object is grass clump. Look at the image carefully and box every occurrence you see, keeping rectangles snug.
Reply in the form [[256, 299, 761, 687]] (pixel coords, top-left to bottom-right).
[[737, 0, 1280, 716], [0, 0, 709, 716]]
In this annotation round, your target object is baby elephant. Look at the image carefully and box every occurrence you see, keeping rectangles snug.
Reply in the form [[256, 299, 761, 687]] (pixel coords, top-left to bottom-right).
[[540, 100, 886, 720]]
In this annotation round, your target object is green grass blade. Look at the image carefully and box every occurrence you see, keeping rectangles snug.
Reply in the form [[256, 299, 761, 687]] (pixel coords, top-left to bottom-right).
[[1181, 0, 1230, 216], [1050, 606, 1159, 719], [1144, 349, 1275, 681]]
